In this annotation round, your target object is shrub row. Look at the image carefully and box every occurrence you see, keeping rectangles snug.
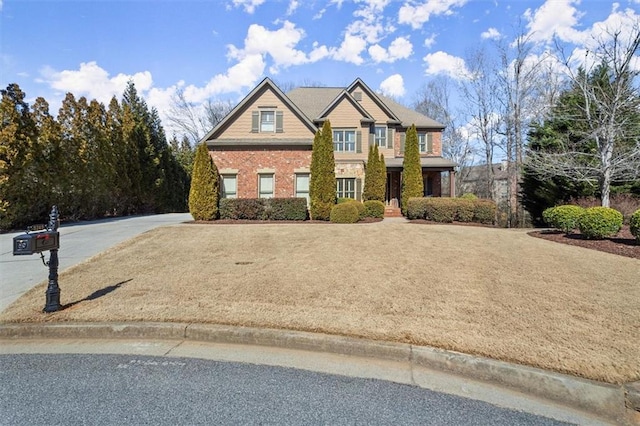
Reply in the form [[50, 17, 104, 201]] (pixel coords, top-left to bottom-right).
[[543, 205, 625, 239], [219, 198, 308, 220], [406, 197, 496, 224], [329, 199, 385, 223]]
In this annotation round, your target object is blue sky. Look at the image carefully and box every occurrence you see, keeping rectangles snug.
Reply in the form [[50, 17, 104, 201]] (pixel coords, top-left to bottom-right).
[[1, 0, 639, 136]]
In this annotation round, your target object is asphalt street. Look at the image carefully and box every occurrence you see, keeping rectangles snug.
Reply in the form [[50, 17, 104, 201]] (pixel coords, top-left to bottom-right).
[[0, 213, 192, 311], [0, 353, 572, 426]]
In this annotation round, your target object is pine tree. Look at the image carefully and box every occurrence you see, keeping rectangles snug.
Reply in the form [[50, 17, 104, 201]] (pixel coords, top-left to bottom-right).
[[401, 124, 424, 214], [0, 83, 38, 229], [189, 142, 219, 220], [309, 120, 335, 220], [32, 97, 63, 218]]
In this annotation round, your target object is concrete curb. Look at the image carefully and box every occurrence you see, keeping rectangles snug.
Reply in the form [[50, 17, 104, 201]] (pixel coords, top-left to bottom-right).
[[1, 322, 637, 425]]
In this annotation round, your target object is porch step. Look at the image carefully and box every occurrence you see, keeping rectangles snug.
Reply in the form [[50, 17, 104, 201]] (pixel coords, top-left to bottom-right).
[[384, 207, 403, 218]]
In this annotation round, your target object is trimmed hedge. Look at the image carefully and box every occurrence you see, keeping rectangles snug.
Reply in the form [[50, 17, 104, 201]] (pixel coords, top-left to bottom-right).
[[630, 209, 640, 242], [363, 200, 385, 218], [456, 199, 475, 222], [330, 203, 360, 223], [459, 193, 478, 200], [473, 200, 496, 224], [543, 205, 585, 234], [407, 197, 496, 224], [578, 206, 623, 239], [219, 198, 308, 220]]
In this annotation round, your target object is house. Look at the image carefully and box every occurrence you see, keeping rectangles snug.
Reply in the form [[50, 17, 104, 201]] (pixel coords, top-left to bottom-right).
[[459, 161, 509, 203], [200, 77, 457, 212]]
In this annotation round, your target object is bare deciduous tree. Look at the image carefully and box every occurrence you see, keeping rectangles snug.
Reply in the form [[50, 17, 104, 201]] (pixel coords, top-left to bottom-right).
[[526, 23, 640, 207], [414, 76, 474, 196], [167, 89, 234, 144]]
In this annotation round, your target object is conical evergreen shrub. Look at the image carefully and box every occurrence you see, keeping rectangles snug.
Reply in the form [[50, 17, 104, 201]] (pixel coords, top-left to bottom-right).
[[189, 142, 219, 220]]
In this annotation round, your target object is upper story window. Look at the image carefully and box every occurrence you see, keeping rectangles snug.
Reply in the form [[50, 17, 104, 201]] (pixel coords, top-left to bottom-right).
[[419, 133, 433, 153], [374, 126, 386, 147], [252, 110, 283, 133], [260, 111, 275, 132], [333, 130, 356, 152]]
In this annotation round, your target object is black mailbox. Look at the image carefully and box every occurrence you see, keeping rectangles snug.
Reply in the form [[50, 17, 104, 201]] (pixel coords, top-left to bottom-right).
[[13, 231, 60, 255]]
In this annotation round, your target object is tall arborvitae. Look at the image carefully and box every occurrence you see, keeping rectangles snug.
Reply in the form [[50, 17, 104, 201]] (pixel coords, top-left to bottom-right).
[[32, 97, 63, 218], [189, 142, 219, 220], [363, 144, 386, 202], [401, 124, 423, 214], [309, 120, 336, 220]]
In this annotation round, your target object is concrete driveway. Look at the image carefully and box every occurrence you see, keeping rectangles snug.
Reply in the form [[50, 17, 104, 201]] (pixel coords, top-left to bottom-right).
[[0, 213, 192, 312]]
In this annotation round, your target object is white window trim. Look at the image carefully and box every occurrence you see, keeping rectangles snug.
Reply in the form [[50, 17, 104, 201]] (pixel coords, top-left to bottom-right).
[[260, 110, 275, 133], [419, 133, 433, 153], [258, 173, 275, 198], [221, 174, 237, 199], [333, 129, 357, 152], [374, 125, 387, 147], [336, 177, 356, 199], [294, 173, 310, 203]]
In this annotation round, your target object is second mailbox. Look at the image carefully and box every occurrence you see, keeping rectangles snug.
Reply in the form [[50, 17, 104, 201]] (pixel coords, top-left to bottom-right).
[[13, 231, 60, 255]]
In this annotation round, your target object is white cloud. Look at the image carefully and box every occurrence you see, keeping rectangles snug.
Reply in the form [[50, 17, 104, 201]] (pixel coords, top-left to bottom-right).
[[229, 21, 310, 74], [398, 0, 468, 30], [379, 74, 405, 97], [481, 27, 501, 40], [232, 0, 265, 14], [368, 36, 413, 63], [331, 34, 368, 65], [424, 34, 437, 48], [423, 51, 470, 79], [524, 0, 584, 44], [286, 0, 299, 15], [38, 61, 153, 105]]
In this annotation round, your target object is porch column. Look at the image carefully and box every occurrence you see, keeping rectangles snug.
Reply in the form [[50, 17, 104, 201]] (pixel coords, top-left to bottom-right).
[[449, 170, 456, 197]]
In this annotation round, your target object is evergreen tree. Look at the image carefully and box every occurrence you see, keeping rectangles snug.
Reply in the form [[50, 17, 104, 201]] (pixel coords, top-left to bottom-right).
[[309, 120, 335, 220], [189, 142, 219, 220], [401, 124, 424, 214], [363, 144, 386, 202], [0, 84, 38, 229]]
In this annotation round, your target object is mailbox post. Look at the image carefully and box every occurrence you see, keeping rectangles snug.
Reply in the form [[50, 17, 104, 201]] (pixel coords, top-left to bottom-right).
[[12, 206, 61, 312], [44, 206, 61, 312]]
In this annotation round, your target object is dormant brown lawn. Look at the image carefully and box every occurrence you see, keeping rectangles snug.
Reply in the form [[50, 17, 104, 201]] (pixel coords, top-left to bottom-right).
[[2, 222, 639, 384]]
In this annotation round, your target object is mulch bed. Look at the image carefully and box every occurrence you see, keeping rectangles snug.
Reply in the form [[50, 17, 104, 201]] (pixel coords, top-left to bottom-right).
[[529, 226, 639, 260]]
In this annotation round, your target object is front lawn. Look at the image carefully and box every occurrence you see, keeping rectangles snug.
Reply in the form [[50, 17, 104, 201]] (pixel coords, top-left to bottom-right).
[[2, 222, 638, 384]]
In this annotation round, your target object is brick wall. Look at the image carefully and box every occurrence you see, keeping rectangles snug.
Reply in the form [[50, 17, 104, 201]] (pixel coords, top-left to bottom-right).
[[211, 147, 311, 198]]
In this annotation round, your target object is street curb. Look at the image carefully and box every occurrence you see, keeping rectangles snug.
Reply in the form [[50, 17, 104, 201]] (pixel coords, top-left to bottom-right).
[[0, 322, 637, 425]]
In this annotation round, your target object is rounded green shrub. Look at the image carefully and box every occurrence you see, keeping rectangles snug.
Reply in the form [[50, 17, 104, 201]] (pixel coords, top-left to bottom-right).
[[578, 207, 623, 239], [345, 199, 365, 219], [330, 203, 360, 223], [629, 209, 640, 242], [406, 198, 428, 219], [337, 197, 355, 204], [543, 205, 584, 234], [363, 200, 385, 218], [459, 193, 478, 200]]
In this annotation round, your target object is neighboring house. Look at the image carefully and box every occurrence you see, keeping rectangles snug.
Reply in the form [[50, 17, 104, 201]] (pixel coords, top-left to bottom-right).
[[201, 77, 457, 210], [459, 161, 509, 203]]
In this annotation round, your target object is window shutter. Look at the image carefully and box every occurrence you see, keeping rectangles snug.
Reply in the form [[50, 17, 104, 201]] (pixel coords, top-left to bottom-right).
[[251, 112, 259, 133], [427, 133, 433, 153], [400, 133, 406, 153], [356, 178, 362, 201], [276, 111, 283, 133], [387, 128, 394, 149], [368, 133, 374, 146], [356, 131, 362, 153]]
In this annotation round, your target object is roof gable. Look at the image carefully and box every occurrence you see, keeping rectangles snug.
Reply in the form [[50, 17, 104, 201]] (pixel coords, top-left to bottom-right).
[[202, 77, 317, 142], [346, 78, 401, 124], [316, 90, 374, 123]]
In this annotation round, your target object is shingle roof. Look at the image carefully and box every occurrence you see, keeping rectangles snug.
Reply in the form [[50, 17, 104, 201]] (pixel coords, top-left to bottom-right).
[[286, 84, 444, 129]]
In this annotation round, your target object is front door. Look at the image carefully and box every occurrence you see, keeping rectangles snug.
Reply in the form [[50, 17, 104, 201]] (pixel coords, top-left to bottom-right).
[[386, 172, 400, 207]]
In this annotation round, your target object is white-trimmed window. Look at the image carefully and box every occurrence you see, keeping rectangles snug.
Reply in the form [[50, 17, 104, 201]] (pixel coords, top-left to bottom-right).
[[258, 174, 274, 198], [419, 133, 433, 153], [333, 130, 356, 152], [374, 126, 386, 147], [260, 111, 275, 132], [221, 175, 237, 199], [336, 178, 356, 199], [295, 173, 310, 203]]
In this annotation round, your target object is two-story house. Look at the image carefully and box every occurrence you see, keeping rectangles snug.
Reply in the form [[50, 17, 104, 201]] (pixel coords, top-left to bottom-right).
[[201, 77, 457, 212]]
